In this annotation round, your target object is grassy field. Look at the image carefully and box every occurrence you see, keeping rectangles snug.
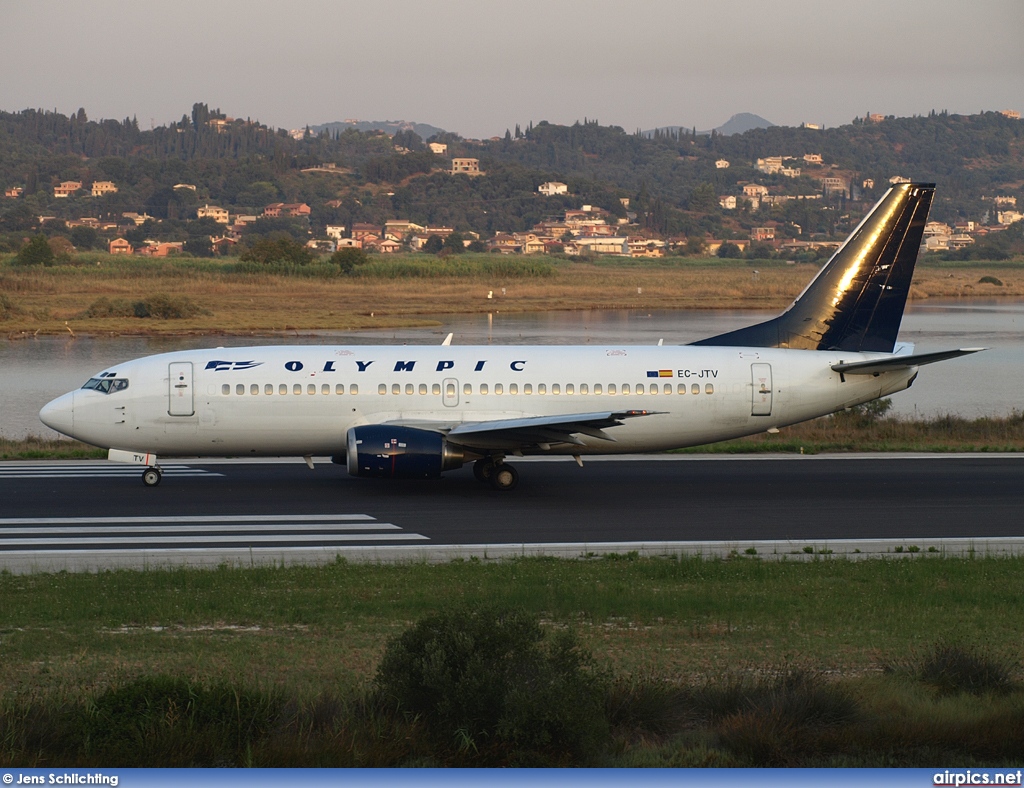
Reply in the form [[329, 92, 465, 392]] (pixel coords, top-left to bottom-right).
[[2, 253, 1024, 336], [0, 556, 1022, 766]]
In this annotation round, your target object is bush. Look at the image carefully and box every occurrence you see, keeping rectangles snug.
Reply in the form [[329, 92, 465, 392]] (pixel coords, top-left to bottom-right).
[[14, 235, 55, 266], [881, 641, 1018, 696], [82, 294, 210, 319], [0, 292, 13, 320], [374, 606, 609, 765], [78, 676, 281, 766], [239, 235, 314, 266], [329, 246, 369, 274]]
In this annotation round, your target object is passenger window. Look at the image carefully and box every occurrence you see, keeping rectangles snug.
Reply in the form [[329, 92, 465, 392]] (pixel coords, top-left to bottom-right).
[[446, 382, 455, 397], [608, 384, 616, 395], [691, 383, 699, 395], [222, 384, 230, 395], [336, 384, 344, 395], [350, 385, 358, 395], [594, 384, 602, 395], [432, 383, 441, 395], [664, 384, 672, 395], [650, 384, 658, 395], [293, 384, 302, 395], [419, 383, 427, 395], [678, 383, 685, 394], [705, 383, 714, 394], [524, 384, 533, 395], [308, 384, 316, 395], [391, 383, 400, 395], [538, 384, 546, 395], [480, 383, 489, 395], [265, 384, 273, 395], [566, 384, 574, 394], [405, 383, 414, 395], [379, 384, 387, 395], [580, 384, 589, 394], [464, 383, 472, 395], [495, 383, 503, 395], [236, 384, 244, 395], [250, 384, 259, 395], [509, 383, 518, 395], [280, 384, 287, 395], [552, 384, 560, 395], [621, 384, 630, 395], [322, 384, 330, 395]]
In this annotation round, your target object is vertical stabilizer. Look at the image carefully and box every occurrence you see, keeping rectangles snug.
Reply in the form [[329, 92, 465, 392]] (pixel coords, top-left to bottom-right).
[[693, 183, 935, 352]]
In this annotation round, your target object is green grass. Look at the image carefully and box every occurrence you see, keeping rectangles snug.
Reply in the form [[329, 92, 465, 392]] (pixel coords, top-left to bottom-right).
[[0, 557, 1022, 766]]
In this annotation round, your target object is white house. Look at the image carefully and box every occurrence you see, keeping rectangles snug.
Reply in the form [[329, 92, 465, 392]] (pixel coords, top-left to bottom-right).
[[538, 182, 568, 196]]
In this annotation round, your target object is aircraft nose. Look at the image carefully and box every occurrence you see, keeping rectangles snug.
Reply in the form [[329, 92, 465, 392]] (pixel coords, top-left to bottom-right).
[[39, 391, 75, 436]]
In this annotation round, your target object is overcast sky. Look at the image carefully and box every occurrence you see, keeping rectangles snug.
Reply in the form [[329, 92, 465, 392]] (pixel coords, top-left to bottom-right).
[[2, 0, 1021, 138]]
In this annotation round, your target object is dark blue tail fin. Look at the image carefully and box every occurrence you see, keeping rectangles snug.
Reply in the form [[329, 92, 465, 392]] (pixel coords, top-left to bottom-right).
[[693, 183, 934, 352]]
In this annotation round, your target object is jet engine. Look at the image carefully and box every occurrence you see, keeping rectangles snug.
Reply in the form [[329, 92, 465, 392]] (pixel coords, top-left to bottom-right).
[[339, 425, 465, 479]]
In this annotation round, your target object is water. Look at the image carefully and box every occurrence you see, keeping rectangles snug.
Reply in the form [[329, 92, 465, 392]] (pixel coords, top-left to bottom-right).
[[3, 300, 1022, 439]]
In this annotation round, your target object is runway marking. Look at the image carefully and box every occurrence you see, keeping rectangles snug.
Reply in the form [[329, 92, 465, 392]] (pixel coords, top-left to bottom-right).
[[0, 464, 222, 479], [0, 514, 428, 552]]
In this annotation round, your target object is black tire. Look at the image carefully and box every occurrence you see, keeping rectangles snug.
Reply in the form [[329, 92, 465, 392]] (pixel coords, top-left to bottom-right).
[[473, 458, 495, 483], [142, 468, 162, 487], [489, 463, 519, 491]]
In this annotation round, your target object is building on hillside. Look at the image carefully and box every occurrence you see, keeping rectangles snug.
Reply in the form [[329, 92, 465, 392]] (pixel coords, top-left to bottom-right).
[[538, 181, 568, 196], [867, 113, 885, 123], [326, 225, 346, 240], [450, 158, 483, 176], [197, 204, 230, 223], [993, 196, 1017, 207], [997, 210, 1024, 225], [705, 240, 750, 256], [750, 227, 775, 241], [4, 186, 24, 198], [1000, 110, 1020, 120], [429, 142, 448, 155], [889, 175, 911, 185], [263, 202, 311, 218], [924, 221, 952, 237], [780, 167, 801, 178], [173, 183, 197, 192], [742, 184, 769, 198], [335, 238, 363, 249], [54, 181, 82, 198], [719, 196, 737, 210], [137, 241, 184, 257], [306, 239, 337, 253], [862, 178, 875, 190], [109, 238, 133, 254], [756, 157, 783, 174], [803, 154, 823, 164], [715, 159, 730, 169], [818, 176, 846, 193], [573, 236, 629, 256], [384, 220, 425, 241], [91, 181, 118, 197]]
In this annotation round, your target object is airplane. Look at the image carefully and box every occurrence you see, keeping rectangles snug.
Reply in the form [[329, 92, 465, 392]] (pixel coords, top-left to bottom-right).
[[40, 183, 982, 491]]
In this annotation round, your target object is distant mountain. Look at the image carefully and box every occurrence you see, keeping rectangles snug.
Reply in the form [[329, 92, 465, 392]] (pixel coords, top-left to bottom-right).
[[642, 112, 776, 138], [309, 119, 447, 141]]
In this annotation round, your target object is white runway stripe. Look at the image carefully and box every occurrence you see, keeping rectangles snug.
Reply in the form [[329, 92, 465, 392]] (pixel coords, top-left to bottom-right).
[[0, 523, 401, 535], [0, 533, 428, 545], [0, 514, 375, 525]]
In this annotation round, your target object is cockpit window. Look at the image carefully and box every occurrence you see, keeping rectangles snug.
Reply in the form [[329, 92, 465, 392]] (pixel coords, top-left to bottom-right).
[[82, 377, 129, 394]]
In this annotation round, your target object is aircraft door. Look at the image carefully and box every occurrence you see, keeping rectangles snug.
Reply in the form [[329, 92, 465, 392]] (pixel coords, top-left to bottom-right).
[[168, 362, 195, 416], [751, 363, 773, 416], [443, 378, 459, 408]]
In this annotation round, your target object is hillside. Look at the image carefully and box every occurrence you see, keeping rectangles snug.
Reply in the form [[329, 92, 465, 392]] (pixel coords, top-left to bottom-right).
[[0, 104, 1022, 256]]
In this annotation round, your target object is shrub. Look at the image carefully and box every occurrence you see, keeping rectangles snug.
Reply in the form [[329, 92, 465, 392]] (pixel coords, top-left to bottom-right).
[[881, 641, 1018, 696], [77, 676, 281, 766], [978, 275, 1003, 286], [14, 235, 55, 266], [0, 292, 14, 320], [82, 294, 209, 319], [374, 606, 609, 764], [239, 235, 314, 267], [329, 246, 369, 274]]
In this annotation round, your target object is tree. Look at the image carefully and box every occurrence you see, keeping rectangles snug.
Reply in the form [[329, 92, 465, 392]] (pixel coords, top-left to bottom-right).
[[717, 241, 742, 259], [70, 225, 99, 250], [329, 246, 369, 274], [423, 234, 444, 254], [14, 235, 55, 266], [239, 235, 314, 266], [442, 231, 466, 254]]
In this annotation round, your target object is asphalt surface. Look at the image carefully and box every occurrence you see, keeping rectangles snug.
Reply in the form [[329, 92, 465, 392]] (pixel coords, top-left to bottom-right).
[[2, 455, 1023, 571]]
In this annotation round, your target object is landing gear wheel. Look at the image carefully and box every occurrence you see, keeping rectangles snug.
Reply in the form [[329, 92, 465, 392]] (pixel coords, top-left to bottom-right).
[[489, 463, 519, 491], [473, 458, 495, 483], [142, 467, 162, 487]]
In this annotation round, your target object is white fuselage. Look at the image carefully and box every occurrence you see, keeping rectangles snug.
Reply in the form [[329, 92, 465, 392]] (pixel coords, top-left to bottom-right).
[[41, 344, 916, 457]]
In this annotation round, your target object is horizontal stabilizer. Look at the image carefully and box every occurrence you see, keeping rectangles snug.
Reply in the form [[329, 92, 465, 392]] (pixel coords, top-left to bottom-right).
[[831, 348, 985, 375]]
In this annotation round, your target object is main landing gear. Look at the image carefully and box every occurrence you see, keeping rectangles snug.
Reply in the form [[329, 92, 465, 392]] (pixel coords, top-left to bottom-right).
[[142, 467, 162, 487], [473, 458, 519, 491]]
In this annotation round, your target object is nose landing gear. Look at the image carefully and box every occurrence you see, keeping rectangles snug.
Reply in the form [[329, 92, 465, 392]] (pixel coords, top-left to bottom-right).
[[142, 467, 162, 487]]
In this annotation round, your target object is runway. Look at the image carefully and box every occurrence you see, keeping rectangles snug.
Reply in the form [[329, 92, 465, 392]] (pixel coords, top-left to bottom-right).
[[2, 454, 1023, 572]]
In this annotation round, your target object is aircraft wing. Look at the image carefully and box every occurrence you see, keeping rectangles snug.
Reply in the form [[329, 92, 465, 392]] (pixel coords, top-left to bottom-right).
[[387, 410, 661, 451], [831, 348, 985, 375]]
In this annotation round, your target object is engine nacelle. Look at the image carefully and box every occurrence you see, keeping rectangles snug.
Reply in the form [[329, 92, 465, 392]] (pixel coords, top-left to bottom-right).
[[339, 425, 464, 479]]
